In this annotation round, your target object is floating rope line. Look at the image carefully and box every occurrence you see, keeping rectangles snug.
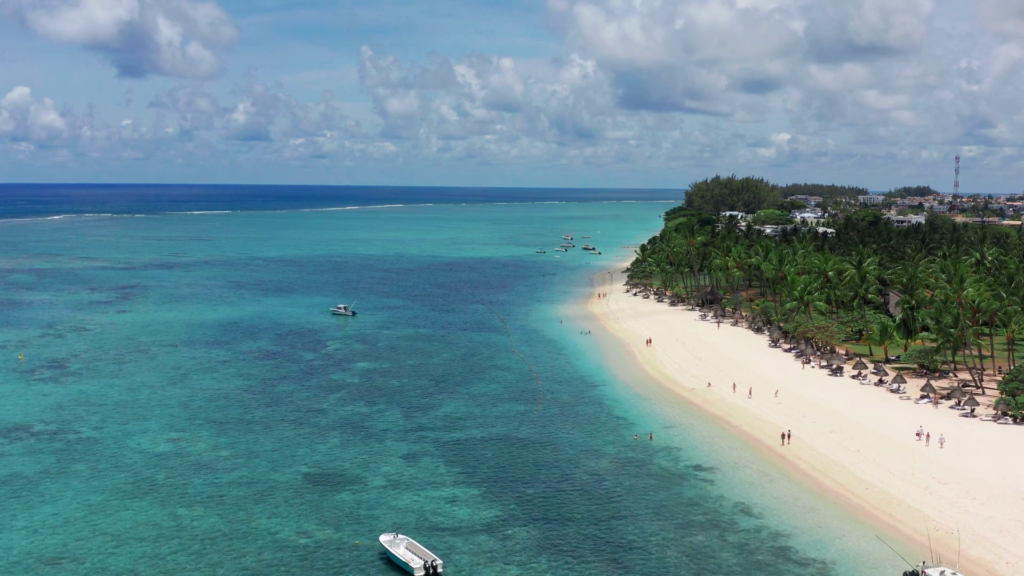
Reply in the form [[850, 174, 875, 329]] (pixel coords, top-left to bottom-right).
[[479, 302, 543, 416]]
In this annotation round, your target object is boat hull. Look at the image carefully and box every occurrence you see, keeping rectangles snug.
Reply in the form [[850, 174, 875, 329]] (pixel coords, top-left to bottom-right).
[[386, 549, 421, 575]]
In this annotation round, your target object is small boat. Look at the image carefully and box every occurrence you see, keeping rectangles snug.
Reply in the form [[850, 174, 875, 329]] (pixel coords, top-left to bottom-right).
[[902, 564, 965, 576], [562, 234, 573, 240], [536, 249, 546, 254], [560, 243, 575, 248], [581, 244, 595, 251], [379, 533, 443, 575], [555, 247, 568, 252], [582, 236, 591, 238], [330, 303, 357, 316]]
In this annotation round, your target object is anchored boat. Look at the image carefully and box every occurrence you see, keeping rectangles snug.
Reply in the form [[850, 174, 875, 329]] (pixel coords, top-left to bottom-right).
[[379, 533, 443, 575], [330, 303, 357, 316]]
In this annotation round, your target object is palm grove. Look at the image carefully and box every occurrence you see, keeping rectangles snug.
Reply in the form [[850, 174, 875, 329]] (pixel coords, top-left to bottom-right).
[[627, 176, 1024, 418]]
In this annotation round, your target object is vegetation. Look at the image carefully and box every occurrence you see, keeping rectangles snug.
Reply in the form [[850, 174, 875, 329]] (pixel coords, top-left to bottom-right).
[[630, 179, 1024, 405], [886, 186, 940, 198], [997, 366, 1024, 417], [780, 183, 867, 200]]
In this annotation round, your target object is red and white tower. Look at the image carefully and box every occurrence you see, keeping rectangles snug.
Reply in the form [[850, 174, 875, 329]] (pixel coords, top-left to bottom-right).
[[954, 154, 960, 196]]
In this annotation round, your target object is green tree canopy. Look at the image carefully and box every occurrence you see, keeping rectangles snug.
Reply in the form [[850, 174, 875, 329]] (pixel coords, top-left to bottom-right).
[[683, 175, 780, 214]]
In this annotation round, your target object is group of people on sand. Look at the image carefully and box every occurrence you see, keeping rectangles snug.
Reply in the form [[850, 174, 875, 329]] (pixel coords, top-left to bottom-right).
[[916, 425, 946, 448], [780, 430, 792, 446], [644, 337, 653, 347], [596, 292, 608, 299]]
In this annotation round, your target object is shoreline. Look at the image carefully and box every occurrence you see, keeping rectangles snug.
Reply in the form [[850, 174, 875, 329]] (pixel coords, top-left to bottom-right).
[[585, 259, 1016, 576]]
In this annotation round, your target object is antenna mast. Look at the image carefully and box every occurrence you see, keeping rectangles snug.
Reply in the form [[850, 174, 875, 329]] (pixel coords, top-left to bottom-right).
[[954, 154, 960, 196]]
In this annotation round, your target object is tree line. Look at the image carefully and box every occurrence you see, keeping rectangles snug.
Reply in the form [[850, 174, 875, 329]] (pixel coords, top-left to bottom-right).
[[629, 191, 1024, 417]]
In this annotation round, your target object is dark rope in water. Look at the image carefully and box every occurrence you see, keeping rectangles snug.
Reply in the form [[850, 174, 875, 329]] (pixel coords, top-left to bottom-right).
[[479, 302, 543, 416]]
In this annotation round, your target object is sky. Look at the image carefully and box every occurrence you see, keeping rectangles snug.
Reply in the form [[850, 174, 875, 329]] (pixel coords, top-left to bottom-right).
[[1, 0, 1022, 191]]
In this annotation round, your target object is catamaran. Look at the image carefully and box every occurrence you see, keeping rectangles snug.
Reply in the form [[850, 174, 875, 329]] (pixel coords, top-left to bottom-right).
[[379, 533, 443, 575]]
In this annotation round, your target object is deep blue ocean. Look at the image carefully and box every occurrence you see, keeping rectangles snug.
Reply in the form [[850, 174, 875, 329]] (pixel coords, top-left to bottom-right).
[[0, 186, 903, 574]]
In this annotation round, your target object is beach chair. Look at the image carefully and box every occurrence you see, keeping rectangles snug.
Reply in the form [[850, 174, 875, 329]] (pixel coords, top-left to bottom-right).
[[996, 416, 1013, 425]]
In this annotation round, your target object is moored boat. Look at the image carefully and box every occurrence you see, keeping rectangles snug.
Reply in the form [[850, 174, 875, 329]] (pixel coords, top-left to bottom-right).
[[555, 247, 568, 252], [536, 249, 546, 253], [379, 533, 443, 575], [581, 244, 595, 251], [330, 303, 357, 316], [562, 234, 573, 240], [560, 243, 575, 248]]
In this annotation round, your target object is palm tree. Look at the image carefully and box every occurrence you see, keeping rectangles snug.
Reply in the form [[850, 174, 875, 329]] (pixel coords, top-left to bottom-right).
[[872, 316, 899, 362]]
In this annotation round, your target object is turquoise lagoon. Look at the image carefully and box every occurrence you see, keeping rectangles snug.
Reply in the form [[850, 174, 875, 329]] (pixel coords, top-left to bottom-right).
[[0, 200, 905, 574]]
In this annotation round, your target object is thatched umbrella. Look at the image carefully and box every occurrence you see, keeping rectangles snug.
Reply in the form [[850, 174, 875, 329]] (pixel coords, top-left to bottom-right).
[[949, 387, 967, 401], [769, 327, 783, 340], [963, 394, 980, 408], [831, 354, 847, 365], [876, 366, 890, 378], [785, 335, 795, 345], [994, 398, 1011, 413], [852, 358, 869, 371], [920, 381, 937, 395], [844, 348, 854, 359], [892, 372, 907, 385]]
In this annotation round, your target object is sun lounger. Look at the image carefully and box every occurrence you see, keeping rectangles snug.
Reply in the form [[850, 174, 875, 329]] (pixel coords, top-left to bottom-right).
[[980, 415, 995, 422], [899, 395, 912, 400], [916, 398, 932, 405], [997, 417, 1013, 425]]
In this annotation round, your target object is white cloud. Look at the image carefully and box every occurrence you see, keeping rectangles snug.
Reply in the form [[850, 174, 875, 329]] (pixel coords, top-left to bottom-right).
[[0, 86, 69, 141], [2, 0, 238, 79]]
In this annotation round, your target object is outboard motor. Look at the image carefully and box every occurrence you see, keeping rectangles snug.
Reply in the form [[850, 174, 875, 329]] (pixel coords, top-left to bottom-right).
[[430, 559, 439, 574], [423, 560, 430, 574]]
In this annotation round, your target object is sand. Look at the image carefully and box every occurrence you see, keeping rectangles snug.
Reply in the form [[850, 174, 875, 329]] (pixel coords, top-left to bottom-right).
[[588, 268, 1024, 576]]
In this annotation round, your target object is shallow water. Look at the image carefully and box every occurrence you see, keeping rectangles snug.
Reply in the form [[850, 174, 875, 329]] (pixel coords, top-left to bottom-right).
[[0, 199, 903, 574]]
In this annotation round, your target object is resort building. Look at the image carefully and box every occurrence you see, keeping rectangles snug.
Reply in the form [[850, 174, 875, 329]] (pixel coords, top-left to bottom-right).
[[858, 195, 884, 205], [885, 214, 926, 227]]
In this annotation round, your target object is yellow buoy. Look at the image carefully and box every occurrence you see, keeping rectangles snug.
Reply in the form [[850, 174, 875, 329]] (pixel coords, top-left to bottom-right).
[[18, 352, 23, 361]]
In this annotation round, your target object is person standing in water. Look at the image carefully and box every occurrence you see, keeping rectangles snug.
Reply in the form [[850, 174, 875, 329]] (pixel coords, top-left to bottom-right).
[[649, 432, 653, 441]]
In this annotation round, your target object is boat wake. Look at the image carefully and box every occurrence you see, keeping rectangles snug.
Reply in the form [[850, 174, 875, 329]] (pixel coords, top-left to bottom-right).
[[479, 303, 543, 417]]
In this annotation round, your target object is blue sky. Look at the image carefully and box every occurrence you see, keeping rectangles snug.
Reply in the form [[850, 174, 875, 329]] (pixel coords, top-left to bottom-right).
[[1, 0, 1022, 191]]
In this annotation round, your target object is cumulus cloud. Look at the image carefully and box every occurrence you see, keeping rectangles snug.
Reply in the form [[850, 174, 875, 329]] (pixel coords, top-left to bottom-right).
[[2, 0, 238, 79], [0, 86, 69, 141]]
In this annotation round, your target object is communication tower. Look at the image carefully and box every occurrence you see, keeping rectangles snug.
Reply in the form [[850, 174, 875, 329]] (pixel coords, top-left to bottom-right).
[[954, 154, 960, 196]]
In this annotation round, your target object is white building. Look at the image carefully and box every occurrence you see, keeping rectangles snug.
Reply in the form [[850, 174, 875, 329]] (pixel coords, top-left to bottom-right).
[[886, 214, 926, 227], [858, 195, 884, 205]]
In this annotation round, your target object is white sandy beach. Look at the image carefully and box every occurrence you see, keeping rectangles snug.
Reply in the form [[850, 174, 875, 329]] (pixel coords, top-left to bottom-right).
[[589, 266, 1024, 576]]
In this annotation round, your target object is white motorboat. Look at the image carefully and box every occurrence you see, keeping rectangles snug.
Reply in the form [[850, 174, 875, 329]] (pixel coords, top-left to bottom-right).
[[536, 249, 546, 253], [581, 244, 595, 251], [555, 247, 568, 252], [902, 564, 965, 576], [560, 243, 575, 248], [379, 533, 443, 575], [562, 234, 573, 240], [330, 303, 357, 316]]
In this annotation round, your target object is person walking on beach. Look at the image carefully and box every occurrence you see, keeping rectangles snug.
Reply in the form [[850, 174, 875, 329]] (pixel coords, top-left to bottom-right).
[[925, 432, 931, 447], [939, 434, 945, 449], [774, 390, 778, 398], [787, 430, 791, 445], [732, 382, 736, 393], [747, 387, 752, 399], [916, 426, 923, 441], [707, 382, 711, 388], [781, 432, 786, 446]]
